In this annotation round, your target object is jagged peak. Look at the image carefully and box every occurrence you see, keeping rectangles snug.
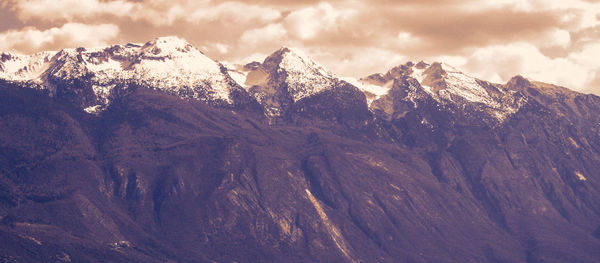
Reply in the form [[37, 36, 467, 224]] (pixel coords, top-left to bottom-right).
[[368, 60, 524, 122], [243, 61, 261, 71], [263, 46, 333, 77], [361, 73, 387, 84], [249, 47, 338, 106], [272, 46, 306, 58], [415, 60, 429, 69], [423, 62, 447, 79], [507, 75, 532, 89], [381, 61, 466, 81]]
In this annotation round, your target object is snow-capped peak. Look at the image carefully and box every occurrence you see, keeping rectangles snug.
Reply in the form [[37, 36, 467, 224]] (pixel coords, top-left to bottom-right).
[[416, 62, 501, 106], [367, 61, 525, 122], [0, 36, 239, 114], [274, 47, 331, 73], [262, 47, 338, 102], [234, 47, 343, 118]]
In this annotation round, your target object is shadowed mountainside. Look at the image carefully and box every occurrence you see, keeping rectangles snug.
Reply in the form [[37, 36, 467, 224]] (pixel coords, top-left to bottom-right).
[[1, 73, 600, 263]]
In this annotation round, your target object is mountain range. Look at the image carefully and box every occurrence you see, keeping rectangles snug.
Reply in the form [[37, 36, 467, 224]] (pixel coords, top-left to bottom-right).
[[0, 36, 599, 262]]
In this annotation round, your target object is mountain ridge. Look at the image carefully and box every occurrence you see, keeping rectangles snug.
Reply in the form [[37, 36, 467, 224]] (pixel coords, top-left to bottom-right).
[[1, 36, 600, 262], [0, 36, 584, 123]]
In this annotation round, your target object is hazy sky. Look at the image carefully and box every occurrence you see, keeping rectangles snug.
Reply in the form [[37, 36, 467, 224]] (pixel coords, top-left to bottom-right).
[[1, 0, 600, 94]]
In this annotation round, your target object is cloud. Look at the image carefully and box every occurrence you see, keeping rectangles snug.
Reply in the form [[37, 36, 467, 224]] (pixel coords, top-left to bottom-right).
[[185, 2, 281, 25], [540, 28, 571, 48], [309, 47, 407, 79], [283, 2, 355, 40], [462, 42, 596, 92], [383, 7, 561, 55], [11, 0, 281, 26], [240, 24, 287, 45], [200, 42, 230, 55], [13, 0, 135, 22], [0, 23, 119, 53]]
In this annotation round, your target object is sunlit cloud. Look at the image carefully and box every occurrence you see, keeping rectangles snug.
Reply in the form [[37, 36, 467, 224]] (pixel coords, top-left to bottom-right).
[[283, 2, 355, 40], [13, 0, 135, 22], [0, 23, 119, 53], [240, 24, 287, 45], [463, 42, 597, 91]]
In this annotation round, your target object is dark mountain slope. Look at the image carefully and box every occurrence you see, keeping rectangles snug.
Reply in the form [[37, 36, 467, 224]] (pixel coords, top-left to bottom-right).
[[1, 60, 600, 262]]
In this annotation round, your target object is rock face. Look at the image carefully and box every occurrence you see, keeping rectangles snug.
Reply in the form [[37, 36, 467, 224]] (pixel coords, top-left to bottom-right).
[[1, 38, 600, 262]]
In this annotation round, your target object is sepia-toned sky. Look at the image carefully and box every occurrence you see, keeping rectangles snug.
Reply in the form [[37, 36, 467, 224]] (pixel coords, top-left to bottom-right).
[[1, 0, 600, 93]]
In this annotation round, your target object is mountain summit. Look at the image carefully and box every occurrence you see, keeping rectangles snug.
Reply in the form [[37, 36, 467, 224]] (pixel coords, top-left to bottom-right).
[[0, 36, 245, 113]]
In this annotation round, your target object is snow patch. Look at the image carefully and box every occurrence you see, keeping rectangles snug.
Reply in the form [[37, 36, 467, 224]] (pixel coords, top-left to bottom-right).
[[223, 62, 249, 90], [84, 105, 103, 114], [575, 171, 587, 181], [279, 48, 337, 102], [342, 77, 390, 105], [443, 71, 499, 106], [406, 61, 522, 121], [0, 51, 56, 81]]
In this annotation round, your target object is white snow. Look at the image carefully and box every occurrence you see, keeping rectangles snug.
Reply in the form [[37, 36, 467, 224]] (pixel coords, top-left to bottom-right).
[[132, 36, 233, 103], [410, 66, 427, 83], [0, 36, 236, 113], [410, 66, 434, 96], [278, 47, 337, 102], [85, 57, 123, 73], [222, 62, 249, 90], [406, 61, 522, 121], [341, 77, 390, 104], [440, 62, 460, 73], [575, 171, 587, 181], [442, 71, 499, 106], [0, 51, 55, 81], [84, 105, 102, 114], [92, 84, 115, 105], [228, 70, 248, 89]]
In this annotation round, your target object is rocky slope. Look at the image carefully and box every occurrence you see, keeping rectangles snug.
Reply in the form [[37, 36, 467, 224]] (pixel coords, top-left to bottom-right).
[[0, 38, 599, 262]]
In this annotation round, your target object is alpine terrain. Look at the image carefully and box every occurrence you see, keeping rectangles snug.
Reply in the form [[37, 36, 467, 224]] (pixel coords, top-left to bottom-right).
[[0, 37, 599, 262]]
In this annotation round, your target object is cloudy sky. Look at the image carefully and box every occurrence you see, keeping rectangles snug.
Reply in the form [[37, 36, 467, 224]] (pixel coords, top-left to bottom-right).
[[1, 0, 600, 94]]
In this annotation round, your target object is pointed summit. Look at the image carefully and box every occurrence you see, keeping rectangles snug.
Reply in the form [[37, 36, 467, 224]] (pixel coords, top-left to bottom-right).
[[263, 46, 333, 78], [242, 46, 341, 117], [506, 75, 532, 90], [264, 46, 336, 102]]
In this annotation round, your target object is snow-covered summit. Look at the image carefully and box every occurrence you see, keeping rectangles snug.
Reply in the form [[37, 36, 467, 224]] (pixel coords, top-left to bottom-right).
[[0, 36, 238, 113], [238, 47, 343, 117], [140, 36, 196, 57], [263, 47, 338, 102], [363, 61, 526, 121]]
